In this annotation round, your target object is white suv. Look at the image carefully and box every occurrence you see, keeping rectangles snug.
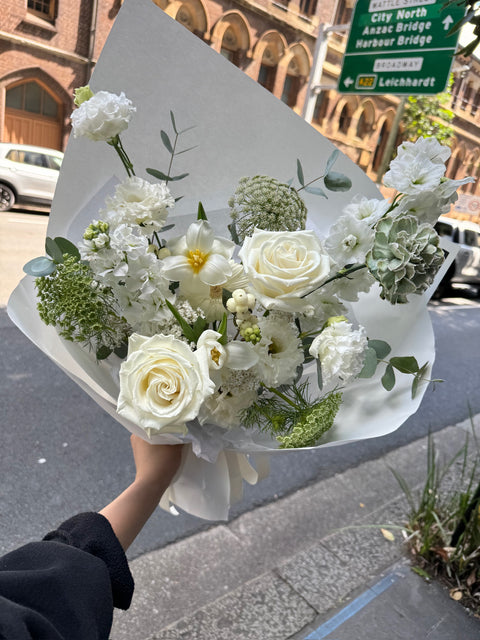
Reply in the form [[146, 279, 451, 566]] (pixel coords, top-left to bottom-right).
[[0, 143, 64, 211], [434, 216, 480, 297]]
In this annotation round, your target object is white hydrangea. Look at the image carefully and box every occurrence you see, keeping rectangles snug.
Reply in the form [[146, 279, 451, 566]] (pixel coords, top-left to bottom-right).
[[309, 321, 368, 386], [71, 90, 136, 142], [342, 196, 390, 226], [104, 176, 174, 232], [254, 316, 303, 386], [325, 215, 375, 265]]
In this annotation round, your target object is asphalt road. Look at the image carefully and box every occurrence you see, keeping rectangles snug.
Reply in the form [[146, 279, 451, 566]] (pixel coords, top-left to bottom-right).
[[1, 294, 480, 561]]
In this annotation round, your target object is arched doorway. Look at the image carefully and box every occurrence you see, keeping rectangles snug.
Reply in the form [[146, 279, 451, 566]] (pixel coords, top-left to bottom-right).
[[5, 80, 63, 150]]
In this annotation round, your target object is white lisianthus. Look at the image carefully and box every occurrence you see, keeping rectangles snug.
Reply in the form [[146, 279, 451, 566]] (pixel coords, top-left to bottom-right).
[[238, 229, 331, 313], [342, 196, 390, 226], [254, 315, 303, 386], [383, 153, 445, 194], [393, 190, 451, 225], [309, 320, 368, 386], [105, 177, 174, 231], [325, 215, 374, 265], [162, 220, 235, 287], [395, 137, 451, 165], [437, 176, 475, 199], [117, 333, 215, 435], [71, 90, 136, 142]]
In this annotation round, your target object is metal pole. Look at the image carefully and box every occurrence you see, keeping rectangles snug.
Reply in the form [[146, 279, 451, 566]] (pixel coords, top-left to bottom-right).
[[375, 95, 407, 185]]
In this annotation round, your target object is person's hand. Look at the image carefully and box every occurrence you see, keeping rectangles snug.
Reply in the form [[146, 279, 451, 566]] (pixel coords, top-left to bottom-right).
[[130, 434, 183, 491]]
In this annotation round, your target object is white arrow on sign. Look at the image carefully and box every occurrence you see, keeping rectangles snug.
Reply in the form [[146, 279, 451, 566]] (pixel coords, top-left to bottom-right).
[[344, 77, 354, 87], [442, 15, 454, 30]]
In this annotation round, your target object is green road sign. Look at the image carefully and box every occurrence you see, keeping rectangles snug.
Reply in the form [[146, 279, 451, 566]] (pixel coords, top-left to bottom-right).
[[338, 0, 465, 94]]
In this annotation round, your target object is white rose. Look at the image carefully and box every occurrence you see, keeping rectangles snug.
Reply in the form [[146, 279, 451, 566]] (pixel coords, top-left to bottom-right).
[[117, 333, 215, 435], [238, 229, 331, 312], [71, 90, 136, 141]]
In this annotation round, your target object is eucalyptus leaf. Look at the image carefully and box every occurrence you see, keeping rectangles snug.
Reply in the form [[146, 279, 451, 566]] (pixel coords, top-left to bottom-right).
[[179, 125, 196, 135], [357, 347, 378, 378], [45, 237, 64, 264], [146, 168, 169, 181], [286, 178, 294, 187], [296, 159, 305, 186], [390, 356, 419, 374], [54, 237, 81, 260], [160, 130, 173, 153], [382, 364, 396, 391], [325, 149, 339, 175], [175, 145, 198, 156], [160, 223, 175, 232], [23, 256, 56, 277], [368, 339, 391, 360], [324, 172, 352, 192], [96, 345, 112, 360], [170, 110, 178, 134], [316, 360, 323, 390], [305, 186, 327, 197], [169, 172, 189, 181], [197, 201, 208, 221], [114, 342, 129, 359]]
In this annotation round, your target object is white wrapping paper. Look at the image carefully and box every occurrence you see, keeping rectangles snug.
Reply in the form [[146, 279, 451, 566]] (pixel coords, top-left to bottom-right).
[[7, 0, 455, 520]]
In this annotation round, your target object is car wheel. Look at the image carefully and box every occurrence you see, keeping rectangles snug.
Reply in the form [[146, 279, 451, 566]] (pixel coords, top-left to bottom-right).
[[0, 184, 15, 211]]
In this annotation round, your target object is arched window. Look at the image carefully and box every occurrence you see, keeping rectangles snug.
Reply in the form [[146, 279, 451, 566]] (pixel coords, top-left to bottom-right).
[[258, 47, 278, 93], [313, 91, 329, 125], [213, 13, 251, 67], [299, 0, 318, 16], [5, 80, 63, 149], [338, 103, 352, 134], [356, 108, 373, 139], [372, 119, 391, 172], [281, 58, 301, 107]]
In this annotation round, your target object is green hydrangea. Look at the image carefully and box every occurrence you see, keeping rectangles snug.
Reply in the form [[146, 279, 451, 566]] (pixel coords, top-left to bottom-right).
[[366, 214, 444, 304], [229, 175, 307, 241], [36, 255, 130, 352], [277, 392, 342, 449]]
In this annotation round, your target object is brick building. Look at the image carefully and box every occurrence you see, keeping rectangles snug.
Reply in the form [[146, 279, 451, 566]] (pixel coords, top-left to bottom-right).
[[1, 0, 480, 212]]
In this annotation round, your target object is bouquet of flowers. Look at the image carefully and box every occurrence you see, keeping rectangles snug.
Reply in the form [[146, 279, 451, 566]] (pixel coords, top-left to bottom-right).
[[7, 0, 472, 519]]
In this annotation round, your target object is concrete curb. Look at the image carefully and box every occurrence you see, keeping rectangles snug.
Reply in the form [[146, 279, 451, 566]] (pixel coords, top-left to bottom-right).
[[112, 416, 479, 640]]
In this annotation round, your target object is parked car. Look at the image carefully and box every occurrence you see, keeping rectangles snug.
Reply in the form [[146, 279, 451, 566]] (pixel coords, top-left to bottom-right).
[[0, 143, 63, 211], [434, 216, 480, 297]]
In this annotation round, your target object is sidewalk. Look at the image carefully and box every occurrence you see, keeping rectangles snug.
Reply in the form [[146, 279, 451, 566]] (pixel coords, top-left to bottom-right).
[[111, 417, 480, 640]]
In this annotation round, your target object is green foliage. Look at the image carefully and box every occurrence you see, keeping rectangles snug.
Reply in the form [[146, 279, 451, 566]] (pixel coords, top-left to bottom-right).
[[146, 110, 195, 186], [164, 299, 207, 343], [402, 82, 455, 147], [443, 0, 480, 56], [392, 430, 480, 613], [35, 254, 131, 357], [296, 150, 352, 197]]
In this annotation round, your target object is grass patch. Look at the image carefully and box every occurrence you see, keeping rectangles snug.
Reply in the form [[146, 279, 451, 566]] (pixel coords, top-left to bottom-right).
[[392, 429, 480, 615]]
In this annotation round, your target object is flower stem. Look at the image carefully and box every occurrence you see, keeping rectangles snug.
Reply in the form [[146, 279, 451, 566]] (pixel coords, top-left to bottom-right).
[[266, 386, 298, 409], [297, 174, 324, 193], [301, 263, 367, 298], [109, 135, 135, 177]]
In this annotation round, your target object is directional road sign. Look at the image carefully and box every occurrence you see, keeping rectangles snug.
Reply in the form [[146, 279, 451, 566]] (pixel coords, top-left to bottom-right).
[[338, 0, 465, 94]]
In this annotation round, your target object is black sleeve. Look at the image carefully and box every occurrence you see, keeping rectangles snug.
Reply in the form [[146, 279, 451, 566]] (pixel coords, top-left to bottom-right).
[[0, 512, 134, 640]]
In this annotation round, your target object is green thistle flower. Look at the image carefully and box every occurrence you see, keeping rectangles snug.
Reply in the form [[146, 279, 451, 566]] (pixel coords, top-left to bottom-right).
[[36, 255, 130, 354], [366, 214, 444, 304], [229, 175, 307, 241], [277, 392, 342, 449]]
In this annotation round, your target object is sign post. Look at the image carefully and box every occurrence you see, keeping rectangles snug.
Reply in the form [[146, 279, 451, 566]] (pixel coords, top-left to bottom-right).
[[338, 0, 465, 94]]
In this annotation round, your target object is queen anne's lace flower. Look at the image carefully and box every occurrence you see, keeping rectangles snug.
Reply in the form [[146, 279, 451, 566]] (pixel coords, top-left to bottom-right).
[[71, 90, 136, 142], [229, 175, 307, 241], [366, 215, 444, 304], [309, 320, 368, 386]]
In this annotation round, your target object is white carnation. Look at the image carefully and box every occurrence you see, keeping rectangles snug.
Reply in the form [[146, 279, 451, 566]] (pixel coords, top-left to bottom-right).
[[71, 90, 136, 142], [105, 177, 174, 231], [309, 321, 368, 386]]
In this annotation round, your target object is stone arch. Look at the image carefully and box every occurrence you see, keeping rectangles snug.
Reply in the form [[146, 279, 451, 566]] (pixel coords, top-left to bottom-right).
[[280, 42, 311, 76], [353, 99, 376, 140], [279, 42, 311, 109], [211, 11, 252, 57], [164, 0, 209, 35], [331, 95, 359, 136], [254, 31, 287, 93], [448, 143, 467, 180], [370, 109, 395, 173], [1, 68, 71, 150]]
